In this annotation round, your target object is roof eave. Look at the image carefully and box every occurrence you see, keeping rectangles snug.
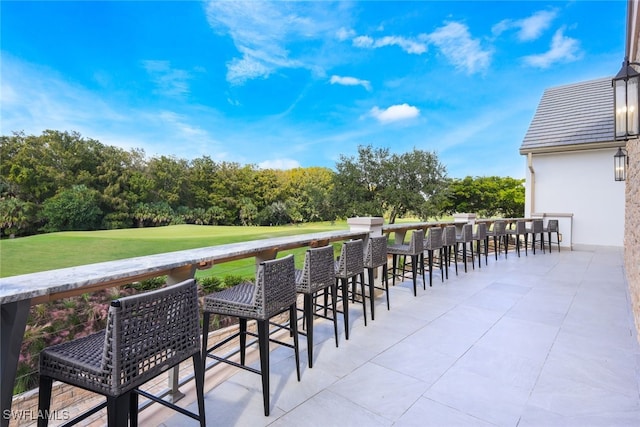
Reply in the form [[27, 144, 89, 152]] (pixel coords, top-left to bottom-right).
[[519, 140, 626, 155]]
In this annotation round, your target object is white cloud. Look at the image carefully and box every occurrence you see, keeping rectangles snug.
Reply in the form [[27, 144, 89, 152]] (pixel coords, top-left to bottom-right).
[[518, 10, 558, 41], [370, 104, 420, 124], [205, 1, 347, 85], [330, 75, 371, 91], [336, 27, 355, 41], [352, 34, 427, 55], [142, 60, 191, 97], [353, 35, 374, 48], [522, 27, 581, 68], [258, 158, 301, 170], [226, 55, 274, 83], [427, 22, 492, 74], [492, 9, 558, 41]]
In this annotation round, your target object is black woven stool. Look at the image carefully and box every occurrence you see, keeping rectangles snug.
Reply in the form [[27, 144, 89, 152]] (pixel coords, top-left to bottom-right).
[[38, 279, 205, 427], [202, 254, 300, 417]]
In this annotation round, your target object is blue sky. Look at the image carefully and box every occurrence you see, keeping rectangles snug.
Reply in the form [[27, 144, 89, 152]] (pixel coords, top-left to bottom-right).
[[0, 1, 627, 178]]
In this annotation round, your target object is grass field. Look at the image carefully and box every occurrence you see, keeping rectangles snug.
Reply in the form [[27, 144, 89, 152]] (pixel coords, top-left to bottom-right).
[[0, 222, 349, 279]]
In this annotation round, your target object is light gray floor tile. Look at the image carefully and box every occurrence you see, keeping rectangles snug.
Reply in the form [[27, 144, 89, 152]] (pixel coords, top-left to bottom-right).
[[394, 397, 495, 427], [518, 404, 640, 427], [269, 389, 390, 427], [474, 316, 559, 364], [528, 373, 640, 418], [425, 368, 531, 426], [453, 343, 544, 390], [538, 351, 640, 397], [372, 341, 458, 386], [328, 362, 429, 421]]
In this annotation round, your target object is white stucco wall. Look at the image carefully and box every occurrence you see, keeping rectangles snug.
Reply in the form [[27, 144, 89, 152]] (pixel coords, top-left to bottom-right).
[[524, 148, 626, 247]]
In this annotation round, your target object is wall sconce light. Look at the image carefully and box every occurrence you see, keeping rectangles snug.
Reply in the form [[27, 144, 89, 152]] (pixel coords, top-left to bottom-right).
[[612, 57, 638, 181], [613, 57, 640, 140], [614, 147, 628, 181]]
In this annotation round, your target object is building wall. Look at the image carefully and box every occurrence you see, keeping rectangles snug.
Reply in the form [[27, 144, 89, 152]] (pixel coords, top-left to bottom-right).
[[628, 0, 640, 346], [524, 148, 626, 247], [626, 140, 640, 339]]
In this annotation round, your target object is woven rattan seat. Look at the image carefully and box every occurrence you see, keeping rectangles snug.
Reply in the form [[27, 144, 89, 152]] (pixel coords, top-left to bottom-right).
[[506, 220, 527, 257], [526, 219, 545, 254], [387, 229, 424, 296], [544, 219, 560, 252], [295, 245, 338, 368], [38, 279, 205, 427], [424, 227, 444, 286], [364, 235, 389, 319], [334, 239, 366, 340], [486, 220, 507, 260], [202, 254, 300, 417], [472, 223, 489, 268], [456, 223, 474, 273], [442, 225, 458, 278]]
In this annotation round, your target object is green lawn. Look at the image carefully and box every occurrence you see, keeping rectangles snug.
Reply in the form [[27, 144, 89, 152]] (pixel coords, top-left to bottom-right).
[[0, 222, 348, 279]]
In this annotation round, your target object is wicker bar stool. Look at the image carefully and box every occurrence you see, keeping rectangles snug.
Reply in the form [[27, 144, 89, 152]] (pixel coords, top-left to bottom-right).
[[442, 225, 458, 279], [544, 219, 560, 252], [506, 220, 527, 257], [387, 229, 424, 296], [472, 223, 489, 268], [424, 227, 444, 286], [456, 223, 474, 273], [295, 245, 339, 368], [334, 239, 367, 341], [363, 235, 389, 320], [526, 219, 545, 254], [38, 279, 205, 427], [486, 220, 507, 260], [202, 255, 300, 417]]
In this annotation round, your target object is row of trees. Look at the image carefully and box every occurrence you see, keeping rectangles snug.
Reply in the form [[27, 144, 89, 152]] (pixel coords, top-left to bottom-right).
[[0, 130, 525, 237]]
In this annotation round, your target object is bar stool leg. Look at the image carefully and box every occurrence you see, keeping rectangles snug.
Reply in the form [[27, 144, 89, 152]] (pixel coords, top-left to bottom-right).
[[257, 320, 270, 416], [355, 273, 367, 326], [289, 305, 301, 381], [192, 353, 206, 427], [340, 278, 350, 340], [367, 268, 376, 321], [330, 283, 339, 347], [304, 293, 314, 368], [239, 318, 247, 365]]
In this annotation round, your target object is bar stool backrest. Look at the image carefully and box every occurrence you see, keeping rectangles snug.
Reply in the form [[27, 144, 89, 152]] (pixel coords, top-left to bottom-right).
[[100, 279, 200, 395], [443, 225, 457, 246], [365, 235, 388, 269], [298, 245, 335, 294], [256, 255, 296, 318], [493, 220, 506, 235], [547, 219, 559, 232], [425, 227, 443, 250], [475, 223, 487, 240], [532, 219, 543, 233], [514, 220, 526, 234], [459, 223, 473, 242], [408, 229, 424, 254], [336, 239, 364, 278]]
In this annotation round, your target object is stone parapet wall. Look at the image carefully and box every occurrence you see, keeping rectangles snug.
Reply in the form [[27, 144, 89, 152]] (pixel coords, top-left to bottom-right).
[[626, 141, 640, 343]]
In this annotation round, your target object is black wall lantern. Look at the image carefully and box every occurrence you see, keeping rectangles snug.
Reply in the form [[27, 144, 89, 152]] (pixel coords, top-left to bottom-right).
[[613, 57, 640, 140], [614, 147, 628, 181], [612, 57, 638, 181]]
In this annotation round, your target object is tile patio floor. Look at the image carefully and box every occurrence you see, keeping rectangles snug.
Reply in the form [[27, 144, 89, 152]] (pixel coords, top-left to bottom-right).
[[152, 245, 640, 426]]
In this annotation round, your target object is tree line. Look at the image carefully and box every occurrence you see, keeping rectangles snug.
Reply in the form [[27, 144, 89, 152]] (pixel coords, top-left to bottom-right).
[[0, 130, 524, 237]]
